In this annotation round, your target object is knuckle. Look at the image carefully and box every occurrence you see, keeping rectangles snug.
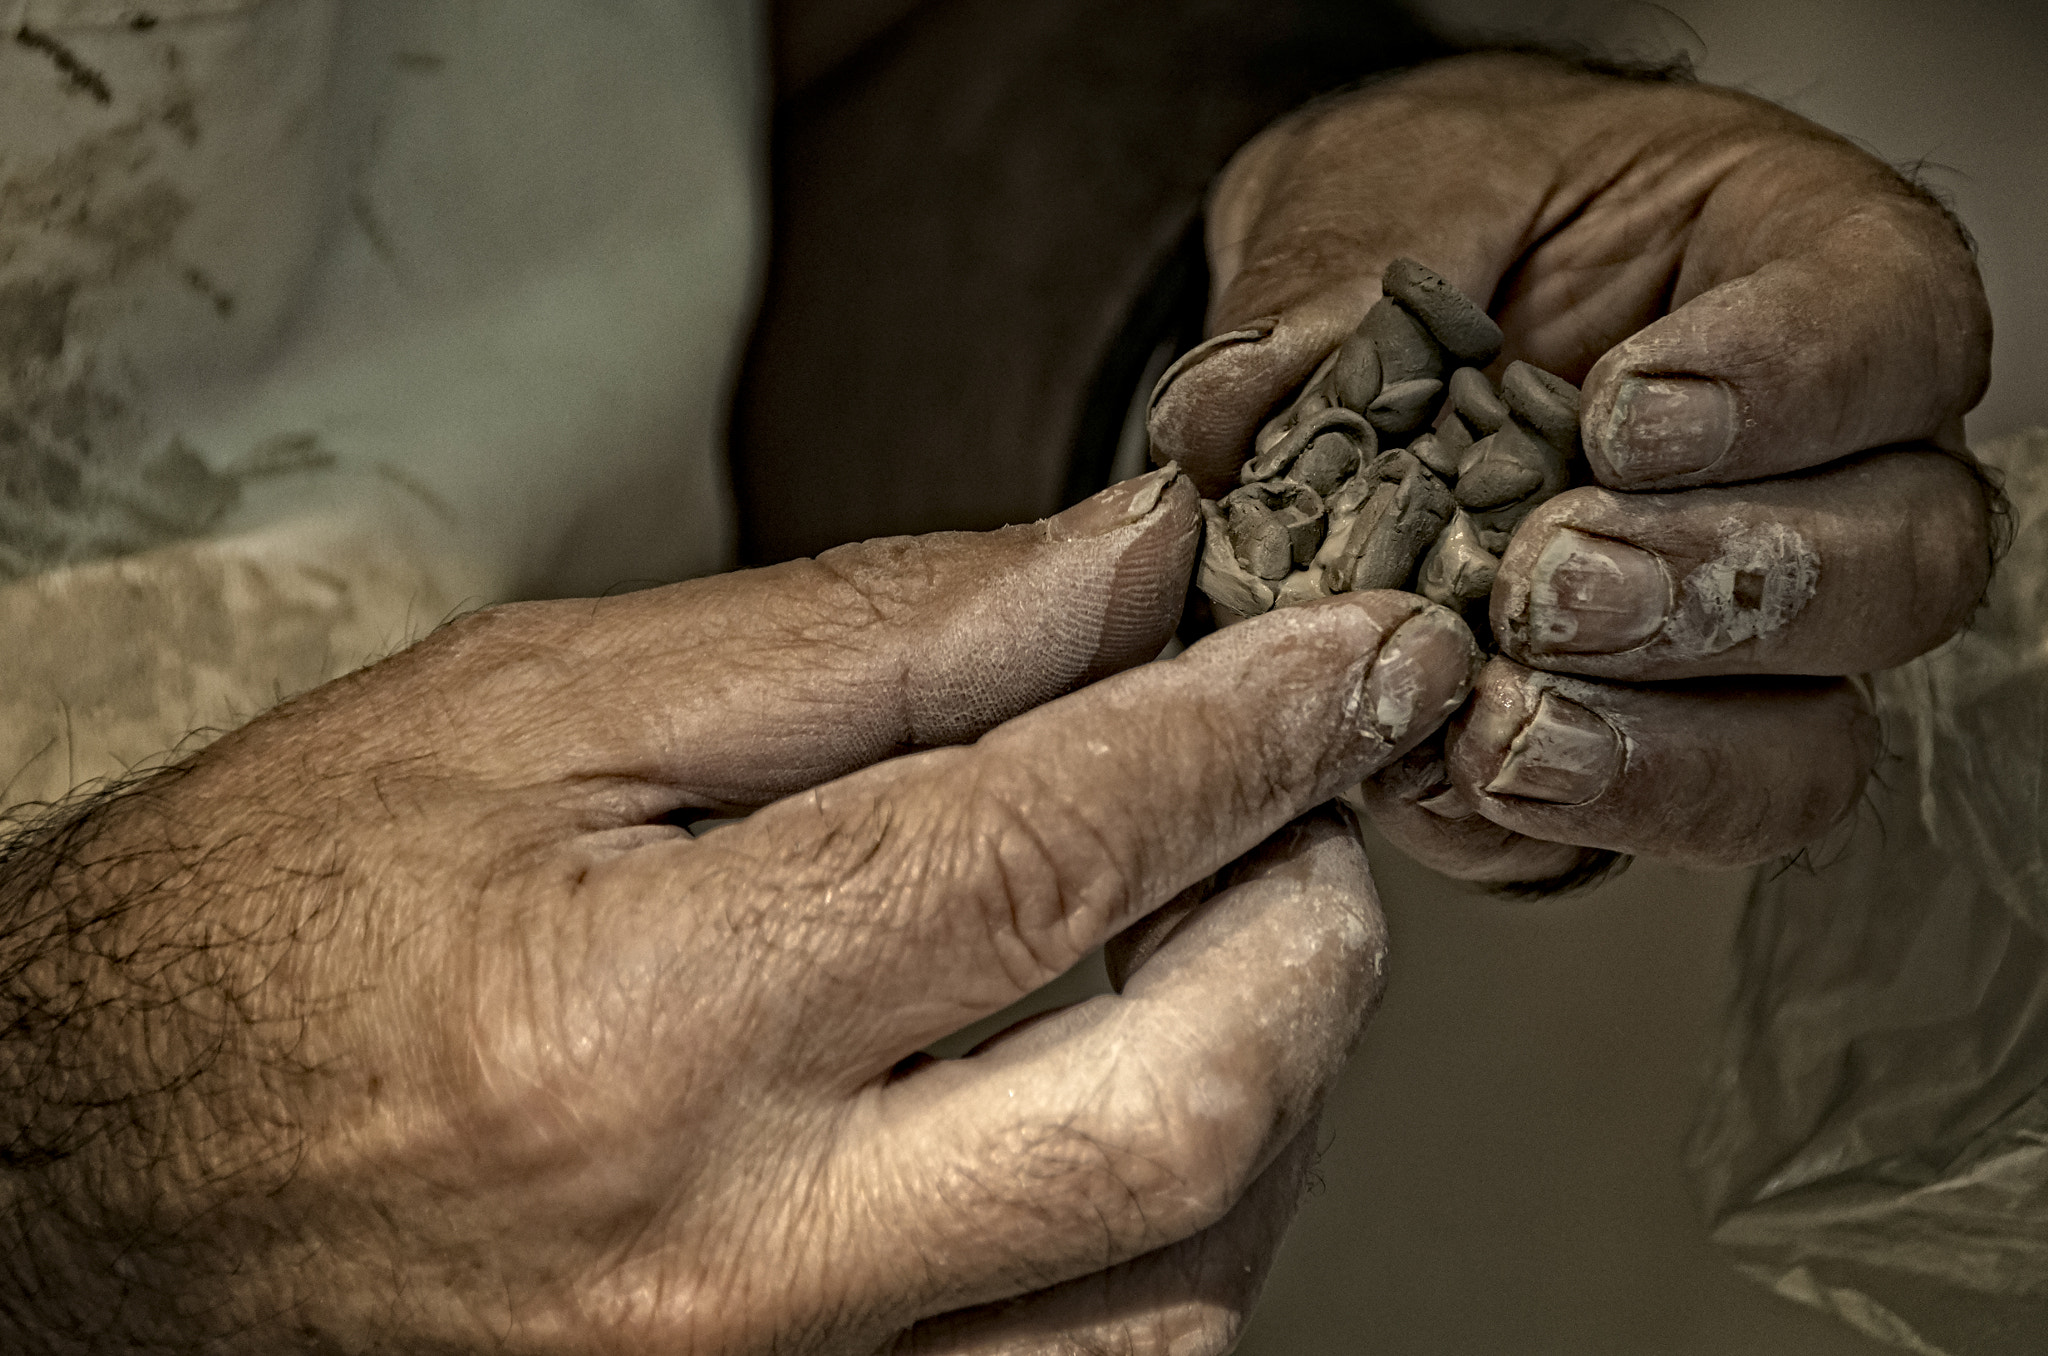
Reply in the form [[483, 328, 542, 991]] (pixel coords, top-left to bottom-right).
[[955, 1051, 1277, 1272], [807, 539, 944, 632], [938, 759, 1136, 994]]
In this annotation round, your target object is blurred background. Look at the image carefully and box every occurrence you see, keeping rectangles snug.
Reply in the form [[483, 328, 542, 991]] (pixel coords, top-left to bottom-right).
[[1235, 3, 2048, 1351]]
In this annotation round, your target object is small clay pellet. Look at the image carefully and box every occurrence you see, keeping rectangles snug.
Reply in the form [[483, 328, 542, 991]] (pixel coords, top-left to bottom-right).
[[1448, 365, 1510, 434], [1358, 297, 1444, 387], [1226, 497, 1294, 580], [1407, 430, 1462, 480], [1434, 406, 1476, 455], [1242, 406, 1372, 484], [1452, 433, 1546, 510], [1416, 510, 1498, 609], [1328, 332, 1384, 412], [1293, 430, 1364, 496], [1500, 360, 1581, 450], [1366, 378, 1444, 435], [1381, 258, 1503, 365], [1196, 501, 1277, 616], [1225, 480, 1327, 568], [1331, 462, 1453, 593]]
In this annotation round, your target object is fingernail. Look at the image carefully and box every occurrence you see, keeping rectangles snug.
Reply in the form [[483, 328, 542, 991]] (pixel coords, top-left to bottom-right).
[[1144, 321, 1281, 413], [1598, 376, 1737, 482], [1485, 690, 1623, 805], [1361, 606, 1480, 745], [1525, 527, 1670, 655], [1046, 464, 1182, 541]]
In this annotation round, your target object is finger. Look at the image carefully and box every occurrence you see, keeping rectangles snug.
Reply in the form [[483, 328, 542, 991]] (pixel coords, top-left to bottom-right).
[[1489, 450, 1992, 682], [670, 593, 1471, 1065], [890, 1119, 1319, 1356], [336, 467, 1200, 807], [1579, 178, 1989, 490], [1441, 658, 1878, 868], [844, 808, 1381, 1324], [1351, 738, 1615, 888]]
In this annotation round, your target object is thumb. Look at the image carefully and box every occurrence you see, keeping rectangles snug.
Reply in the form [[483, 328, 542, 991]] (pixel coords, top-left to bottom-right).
[[300, 467, 1203, 809]]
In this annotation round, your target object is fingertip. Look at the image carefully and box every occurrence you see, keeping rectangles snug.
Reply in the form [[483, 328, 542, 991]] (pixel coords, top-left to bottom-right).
[[1582, 368, 1739, 488], [1146, 308, 1356, 496], [1448, 663, 1625, 810], [1043, 463, 1186, 542], [1068, 469, 1205, 683], [1580, 208, 1992, 491], [1440, 658, 1875, 867], [1360, 599, 1485, 759], [1187, 591, 1479, 781]]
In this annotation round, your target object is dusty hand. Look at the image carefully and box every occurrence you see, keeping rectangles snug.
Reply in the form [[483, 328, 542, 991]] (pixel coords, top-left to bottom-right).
[[0, 468, 1477, 1352], [1149, 52, 1994, 882]]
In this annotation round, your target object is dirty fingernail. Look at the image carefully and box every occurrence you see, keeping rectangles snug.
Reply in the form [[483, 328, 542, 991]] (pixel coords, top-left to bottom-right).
[[1145, 321, 1280, 412], [1046, 464, 1183, 541], [1484, 690, 1623, 805], [1361, 606, 1479, 745], [1597, 376, 1737, 482], [1525, 527, 1670, 655]]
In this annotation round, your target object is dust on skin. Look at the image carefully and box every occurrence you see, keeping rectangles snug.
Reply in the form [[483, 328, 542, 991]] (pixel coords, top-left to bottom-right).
[[0, 63, 252, 580], [1667, 518, 1821, 659]]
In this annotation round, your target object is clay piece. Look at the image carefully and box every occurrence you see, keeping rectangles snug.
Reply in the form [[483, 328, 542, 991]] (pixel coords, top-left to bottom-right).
[[1196, 257, 1590, 648]]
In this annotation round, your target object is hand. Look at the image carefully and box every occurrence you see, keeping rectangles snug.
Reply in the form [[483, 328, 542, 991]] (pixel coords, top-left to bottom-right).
[[0, 467, 1477, 1353], [1148, 52, 1994, 882]]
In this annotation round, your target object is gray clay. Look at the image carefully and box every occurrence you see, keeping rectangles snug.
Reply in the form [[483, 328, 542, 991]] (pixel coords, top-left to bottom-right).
[[1366, 378, 1444, 435], [1381, 258, 1504, 365], [1328, 333, 1383, 412], [1500, 360, 1581, 449], [1331, 462, 1454, 593], [1197, 500, 1277, 617], [1452, 432, 1547, 509], [1189, 258, 1596, 648], [1408, 430, 1463, 480], [1243, 406, 1372, 484], [1417, 510, 1499, 609], [1448, 365, 1510, 434], [1357, 297, 1444, 387], [1293, 430, 1364, 496]]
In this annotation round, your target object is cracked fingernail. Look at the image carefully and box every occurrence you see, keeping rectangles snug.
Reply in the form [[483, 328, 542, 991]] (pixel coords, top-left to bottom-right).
[[1484, 690, 1623, 805], [1597, 376, 1737, 482], [1362, 606, 1479, 745], [1525, 528, 1670, 655], [1046, 464, 1183, 541]]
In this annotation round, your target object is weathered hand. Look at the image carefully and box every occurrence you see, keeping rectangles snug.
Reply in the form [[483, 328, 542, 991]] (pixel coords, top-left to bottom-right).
[[0, 467, 1477, 1353], [1149, 52, 1994, 882]]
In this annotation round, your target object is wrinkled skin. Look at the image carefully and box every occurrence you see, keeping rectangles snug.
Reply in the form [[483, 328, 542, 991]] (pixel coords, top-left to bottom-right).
[[0, 47, 1999, 1355], [0, 469, 1479, 1352], [1151, 53, 1994, 880]]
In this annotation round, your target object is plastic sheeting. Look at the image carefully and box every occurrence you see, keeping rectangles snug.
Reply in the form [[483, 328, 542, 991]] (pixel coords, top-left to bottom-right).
[[1688, 428, 2048, 1355]]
